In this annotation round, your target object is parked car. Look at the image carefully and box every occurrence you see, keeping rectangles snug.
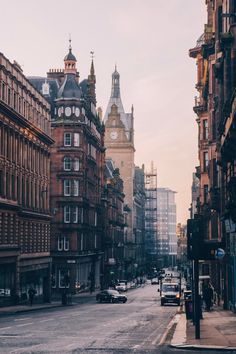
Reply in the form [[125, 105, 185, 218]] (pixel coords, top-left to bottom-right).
[[151, 278, 159, 285], [115, 282, 127, 292], [96, 290, 127, 303]]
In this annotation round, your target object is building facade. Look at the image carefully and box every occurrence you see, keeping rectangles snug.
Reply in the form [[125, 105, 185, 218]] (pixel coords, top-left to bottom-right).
[[189, 0, 236, 310], [134, 165, 146, 276], [104, 67, 135, 279], [103, 159, 125, 287], [30, 46, 105, 295], [0, 52, 53, 305], [145, 163, 158, 269], [156, 188, 177, 267]]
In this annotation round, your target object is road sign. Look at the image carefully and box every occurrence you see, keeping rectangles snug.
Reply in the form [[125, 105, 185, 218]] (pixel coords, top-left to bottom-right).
[[215, 248, 225, 260]]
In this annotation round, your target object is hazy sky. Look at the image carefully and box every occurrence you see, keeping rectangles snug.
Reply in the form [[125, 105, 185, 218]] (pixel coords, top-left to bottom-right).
[[0, 0, 206, 224]]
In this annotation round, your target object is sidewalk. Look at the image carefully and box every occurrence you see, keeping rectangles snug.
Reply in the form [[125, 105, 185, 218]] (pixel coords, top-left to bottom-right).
[[171, 306, 236, 351], [0, 291, 97, 317]]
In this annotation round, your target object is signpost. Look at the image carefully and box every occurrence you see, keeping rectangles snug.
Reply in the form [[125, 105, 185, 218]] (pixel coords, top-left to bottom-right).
[[215, 248, 225, 260]]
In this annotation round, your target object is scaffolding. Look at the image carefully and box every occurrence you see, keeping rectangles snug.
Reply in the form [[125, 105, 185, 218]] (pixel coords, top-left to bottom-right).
[[145, 162, 158, 262]]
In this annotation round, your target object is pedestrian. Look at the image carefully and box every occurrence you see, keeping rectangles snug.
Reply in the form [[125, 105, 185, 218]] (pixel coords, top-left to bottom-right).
[[28, 287, 36, 306], [203, 283, 214, 311]]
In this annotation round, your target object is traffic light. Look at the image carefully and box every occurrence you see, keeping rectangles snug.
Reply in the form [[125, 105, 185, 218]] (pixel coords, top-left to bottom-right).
[[187, 218, 203, 260], [187, 217, 224, 260]]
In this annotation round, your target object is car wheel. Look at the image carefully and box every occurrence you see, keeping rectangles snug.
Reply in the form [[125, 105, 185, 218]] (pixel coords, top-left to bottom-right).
[[99, 298, 102, 303], [123, 299, 127, 303], [161, 301, 164, 306], [112, 298, 116, 303]]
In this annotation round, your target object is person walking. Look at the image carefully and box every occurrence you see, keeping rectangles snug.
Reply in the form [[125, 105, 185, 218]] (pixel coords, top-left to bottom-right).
[[203, 283, 214, 311], [28, 287, 36, 306]]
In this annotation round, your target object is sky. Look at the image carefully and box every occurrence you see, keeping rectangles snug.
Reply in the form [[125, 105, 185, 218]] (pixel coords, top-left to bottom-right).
[[0, 0, 206, 224]]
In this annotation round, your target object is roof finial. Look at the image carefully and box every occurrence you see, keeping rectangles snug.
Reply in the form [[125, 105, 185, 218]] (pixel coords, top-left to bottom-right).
[[69, 33, 72, 52], [90, 51, 94, 60], [115, 62, 117, 71]]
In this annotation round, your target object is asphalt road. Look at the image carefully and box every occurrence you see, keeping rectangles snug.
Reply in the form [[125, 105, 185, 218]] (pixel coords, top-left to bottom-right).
[[0, 284, 181, 353]]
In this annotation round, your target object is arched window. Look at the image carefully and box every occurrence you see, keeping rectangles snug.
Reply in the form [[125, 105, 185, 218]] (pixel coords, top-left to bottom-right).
[[63, 157, 72, 171]]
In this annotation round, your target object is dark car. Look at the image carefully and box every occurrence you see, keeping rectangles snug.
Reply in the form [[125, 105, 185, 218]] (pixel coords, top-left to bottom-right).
[[96, 290, 127, 303]]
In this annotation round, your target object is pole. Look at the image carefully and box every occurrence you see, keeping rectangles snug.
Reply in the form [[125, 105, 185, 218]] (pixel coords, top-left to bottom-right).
[[191, 261, 195, 324], [194, 259, 200, 339]]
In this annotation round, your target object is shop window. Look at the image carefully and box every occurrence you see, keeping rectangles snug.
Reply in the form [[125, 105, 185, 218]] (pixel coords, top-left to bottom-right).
[[59, 269, 70, 288]]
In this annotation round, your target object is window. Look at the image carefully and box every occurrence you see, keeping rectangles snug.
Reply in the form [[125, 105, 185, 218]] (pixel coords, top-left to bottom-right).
[[8, 88, 11, 105], [80, 233, 84, 251], [64, 157, 72, 171], [203, 152, 209, 172], [203, 119, 208, 140], [64, 180, 71, 196], [94, 211, 97, 226], [64, 206, 78, 223], [59, 269, 70, 288], [74, 133, 80, 146], [95, 234, 97, 249], [64, 206, 70, 223], [72, 206, 78, 223], [203, 185, 208, 204], [74, 158, 80, 171], [2, 83, 5, 101], [73, 180, 79, 196], [58, 235, 64, 251], [58, 235, 69, 251], [64, 133, 72, 146]]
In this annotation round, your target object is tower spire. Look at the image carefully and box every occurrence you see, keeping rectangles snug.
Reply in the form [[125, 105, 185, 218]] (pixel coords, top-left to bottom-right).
[[88, 51, 96, 105], [69, 33, 72, 51], [111, 65, 120, 98]]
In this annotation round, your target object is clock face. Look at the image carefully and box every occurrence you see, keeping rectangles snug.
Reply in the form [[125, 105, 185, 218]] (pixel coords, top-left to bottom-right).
[[110, 131, 118, 140], [75, 107, 80, 117], [65, 107, 71, 117]]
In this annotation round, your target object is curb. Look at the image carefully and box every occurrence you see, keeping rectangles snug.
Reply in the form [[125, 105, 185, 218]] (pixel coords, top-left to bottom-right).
[[170, 344, 236, 351]]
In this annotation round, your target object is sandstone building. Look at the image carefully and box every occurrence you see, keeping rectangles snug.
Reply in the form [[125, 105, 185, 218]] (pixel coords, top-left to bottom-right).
[[104, 67, 135, 278]]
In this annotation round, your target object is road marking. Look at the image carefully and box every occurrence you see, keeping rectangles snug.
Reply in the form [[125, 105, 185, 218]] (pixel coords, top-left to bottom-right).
[[59, 316, 68, 319], [14, 317, 32, 321], [16, 322, 33, 327], [39, 319, 54, 322], [0, 326, 12, 330], [158, 313, 180, 346]]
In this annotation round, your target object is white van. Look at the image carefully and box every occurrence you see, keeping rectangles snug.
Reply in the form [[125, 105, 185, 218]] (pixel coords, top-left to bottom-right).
[[115, 282, 127, 292], [159, 282, 180, 306]]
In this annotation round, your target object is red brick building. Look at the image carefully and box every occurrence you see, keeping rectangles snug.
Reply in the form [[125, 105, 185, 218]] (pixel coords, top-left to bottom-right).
[[0, 52, 53, 305], [31, 46, 105, 295]]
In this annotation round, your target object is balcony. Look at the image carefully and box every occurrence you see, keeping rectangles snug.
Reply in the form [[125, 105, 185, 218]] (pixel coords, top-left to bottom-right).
[[193, 96, 205, 115]]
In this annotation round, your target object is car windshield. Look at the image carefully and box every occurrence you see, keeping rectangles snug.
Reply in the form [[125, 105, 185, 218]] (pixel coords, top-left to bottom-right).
[[162, 284, 179, 292]]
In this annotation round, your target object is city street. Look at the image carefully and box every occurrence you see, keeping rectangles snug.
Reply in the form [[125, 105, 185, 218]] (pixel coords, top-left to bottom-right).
[[0, 284, 179, 353]]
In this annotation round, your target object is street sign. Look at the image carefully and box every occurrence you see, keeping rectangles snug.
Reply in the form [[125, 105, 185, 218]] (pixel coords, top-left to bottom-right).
[[215, 248, 225, 260]]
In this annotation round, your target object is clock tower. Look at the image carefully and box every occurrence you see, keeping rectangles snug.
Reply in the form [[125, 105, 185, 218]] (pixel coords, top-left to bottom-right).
[[104, 67, 135, 250]]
